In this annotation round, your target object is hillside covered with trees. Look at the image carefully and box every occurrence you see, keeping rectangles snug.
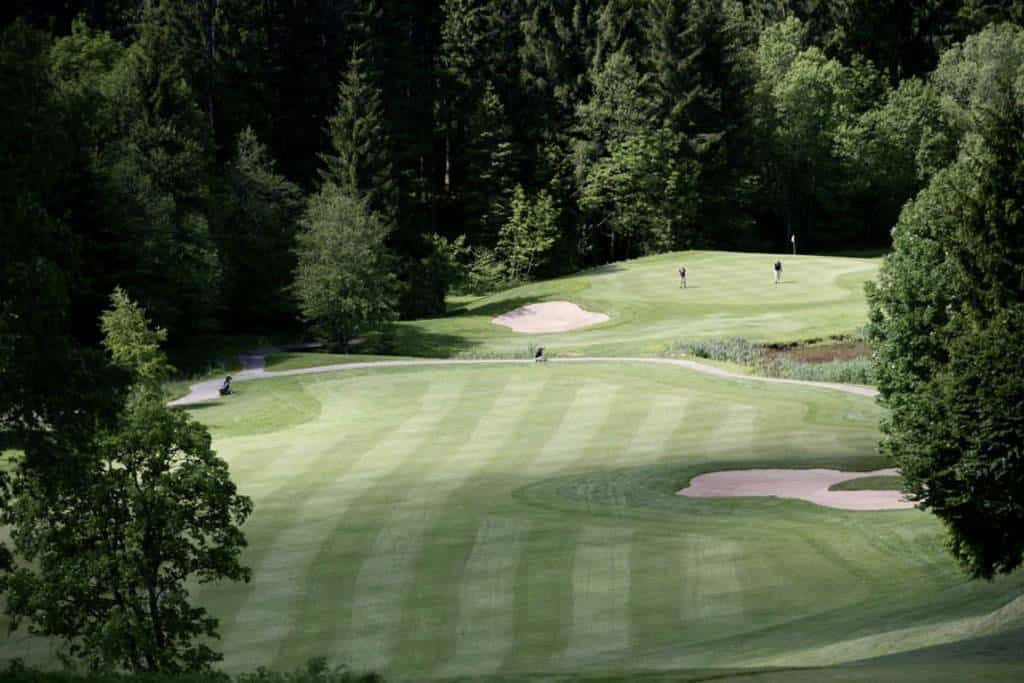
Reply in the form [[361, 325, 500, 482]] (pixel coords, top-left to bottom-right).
[[5, 0, 1024, 347]]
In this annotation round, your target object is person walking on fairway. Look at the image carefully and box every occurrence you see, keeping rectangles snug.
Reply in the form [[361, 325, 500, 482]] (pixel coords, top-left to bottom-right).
[[773, 259, 783, 284], [678, 265, 687, 288]]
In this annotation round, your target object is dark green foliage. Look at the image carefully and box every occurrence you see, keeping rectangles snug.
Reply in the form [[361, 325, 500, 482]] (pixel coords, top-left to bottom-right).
[[292, 185, 400, 349], [7, 0, 1020, 312], [867, 76, 1024, 578], [319, 47, 395, 216], [217, 128, 303, 330], [1, 292, 252, 672], [0, 19, 124, 460]]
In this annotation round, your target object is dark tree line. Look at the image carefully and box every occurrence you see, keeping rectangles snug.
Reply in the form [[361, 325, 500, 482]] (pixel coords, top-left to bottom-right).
[[5, 0, 1023, 348]]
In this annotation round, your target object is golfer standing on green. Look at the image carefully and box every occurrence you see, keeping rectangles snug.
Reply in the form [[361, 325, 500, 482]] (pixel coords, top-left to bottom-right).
[[678, 265, 687, 288], [773, 259, 782, 284]]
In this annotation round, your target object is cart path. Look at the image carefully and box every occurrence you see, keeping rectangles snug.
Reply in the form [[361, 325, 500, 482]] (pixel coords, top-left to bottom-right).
[[168, 354, 877, 407]]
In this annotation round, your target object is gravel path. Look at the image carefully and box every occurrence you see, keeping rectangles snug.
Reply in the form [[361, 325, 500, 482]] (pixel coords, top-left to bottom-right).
[[168, 353, 877, 407]]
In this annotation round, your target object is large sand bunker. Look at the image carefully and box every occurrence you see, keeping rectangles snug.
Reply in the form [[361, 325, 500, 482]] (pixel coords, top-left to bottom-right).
[[492, 301, 610, 334], [677, 467, 914, 511]]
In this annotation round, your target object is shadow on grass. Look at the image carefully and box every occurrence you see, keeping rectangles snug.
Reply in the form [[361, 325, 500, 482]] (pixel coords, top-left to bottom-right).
[[375, 323, 481, 358], [815, 247, 891, 259], [585, 262, 626, 276], [458, 295, 561, 318]]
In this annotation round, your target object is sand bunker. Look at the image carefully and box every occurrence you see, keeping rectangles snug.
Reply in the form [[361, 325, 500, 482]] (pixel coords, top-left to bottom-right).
[[492, 301, 609, 334], [677, 468, 914, 511]]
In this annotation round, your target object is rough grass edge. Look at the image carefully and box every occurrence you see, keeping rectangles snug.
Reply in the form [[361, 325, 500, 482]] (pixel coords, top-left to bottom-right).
[[666, 337, 875, 385]]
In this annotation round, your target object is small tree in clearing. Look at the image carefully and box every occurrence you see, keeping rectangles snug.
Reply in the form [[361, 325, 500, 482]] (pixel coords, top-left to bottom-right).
[[497, 185, 559, 282], [1, 289, 252, 672], [292, 185, 400, 350]]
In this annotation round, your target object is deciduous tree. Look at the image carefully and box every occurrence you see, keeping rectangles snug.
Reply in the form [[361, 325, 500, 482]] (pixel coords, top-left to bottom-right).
[[1, 290, 252, 672], [867, 84, 1024, 579], [292, 185, 400, 350]]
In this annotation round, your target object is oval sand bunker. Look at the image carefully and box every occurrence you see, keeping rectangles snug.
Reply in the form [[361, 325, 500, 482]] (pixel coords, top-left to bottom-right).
[[492, 301, 610, 334], [677, 467, 914, 511]]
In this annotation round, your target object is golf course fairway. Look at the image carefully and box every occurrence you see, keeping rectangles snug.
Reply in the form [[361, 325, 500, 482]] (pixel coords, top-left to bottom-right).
[[386, 251, 879, 357], [9, 360, 1023, 681]]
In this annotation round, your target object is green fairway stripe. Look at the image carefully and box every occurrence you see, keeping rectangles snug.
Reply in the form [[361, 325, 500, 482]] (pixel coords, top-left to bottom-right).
[[146, 362, 1024, 681], [389, 377, 549, 674], [507, 523, 580, 672], [217, 377, 469, 671], [702, 402, 759, 458], [339, 377, 546, 672], [618, 395, 692, 465], [527, 381, 622, 474], [564, 526, 635, 664], [192, 379, 436, 642], [626, 531, 689, 662], [227, 377, 430, 502], [679, 536, 745, 622], [389, 376, 577, 676], [268, 373, 507, 669], [439, 516, 531, 676]]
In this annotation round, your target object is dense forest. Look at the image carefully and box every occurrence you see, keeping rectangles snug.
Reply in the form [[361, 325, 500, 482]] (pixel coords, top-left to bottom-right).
[[4, 0, 1024, 347]]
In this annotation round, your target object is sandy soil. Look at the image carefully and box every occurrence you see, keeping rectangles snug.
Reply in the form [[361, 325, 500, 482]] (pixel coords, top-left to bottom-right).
[[677, 468, 914, 511], [491, 301, 610, 334], [766, 340, 871, 364]]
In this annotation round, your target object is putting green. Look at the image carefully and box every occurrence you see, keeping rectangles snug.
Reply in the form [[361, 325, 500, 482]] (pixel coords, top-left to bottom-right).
[[386, 251, 879, 357], [5, 362, 1016, 680]]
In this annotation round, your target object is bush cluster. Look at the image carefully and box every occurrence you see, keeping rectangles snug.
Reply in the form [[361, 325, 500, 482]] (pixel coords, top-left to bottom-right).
[[668, 338, 874, 385]]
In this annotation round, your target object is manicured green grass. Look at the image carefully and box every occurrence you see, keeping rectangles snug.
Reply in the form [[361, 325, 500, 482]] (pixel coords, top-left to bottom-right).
[[830, 475, 904, 491], [264, 352, 417, 371], [384, 251, 879, 358], [6, 363, 1019, 680]]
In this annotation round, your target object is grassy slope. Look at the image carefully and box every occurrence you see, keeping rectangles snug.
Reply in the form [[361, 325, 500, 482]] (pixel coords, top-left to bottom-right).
[[6, 363, 1020, 680], [385, 251, 878, 358], [263, 352, 417, 371]]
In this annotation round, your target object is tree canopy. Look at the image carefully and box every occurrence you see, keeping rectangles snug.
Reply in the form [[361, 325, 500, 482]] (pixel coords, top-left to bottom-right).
[[867, 24, 1024, 578], [1, 291, 252, 672]]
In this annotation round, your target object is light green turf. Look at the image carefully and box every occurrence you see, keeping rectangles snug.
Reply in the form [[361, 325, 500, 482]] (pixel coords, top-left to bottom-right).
[[385, 251, 879, 357], [264, 352, 417, 371], [830, 475, 904, 491], [6, 363, 1020, 680]]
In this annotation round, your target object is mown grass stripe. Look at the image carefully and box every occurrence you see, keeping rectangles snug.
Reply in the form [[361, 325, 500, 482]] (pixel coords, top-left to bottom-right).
[[618, 395, 692, 466], [679, 536, 745, 622], [702, 402, 759, 458], [507, 523, 581, 672], [270, 374, 502, 669], [392, 376, 576, 676], [527, 382, 621, 474], [564, 526, 635, 664], [338, 376, 545, 672], [439, 516, 531, 676], [217, 377, 468, 671]]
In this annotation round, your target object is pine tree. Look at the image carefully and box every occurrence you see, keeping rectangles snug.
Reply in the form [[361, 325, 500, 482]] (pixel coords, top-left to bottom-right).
[[218, 127, 303, 329], [319, 45, 396, 218], [463, 82, 517, 245]]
